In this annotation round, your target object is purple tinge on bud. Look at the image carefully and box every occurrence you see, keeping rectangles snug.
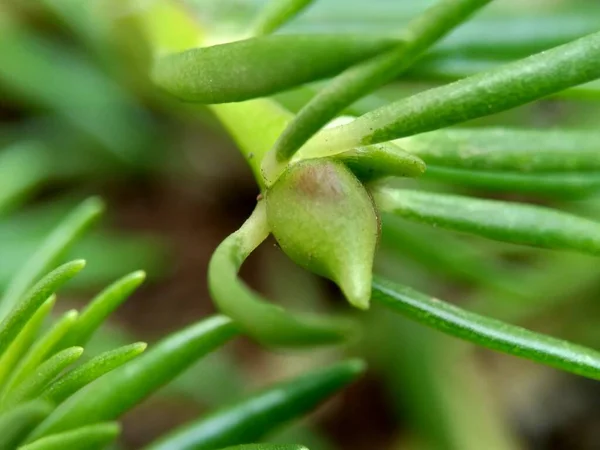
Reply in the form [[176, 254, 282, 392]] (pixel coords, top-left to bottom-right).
[[265, 159, 379, 309]]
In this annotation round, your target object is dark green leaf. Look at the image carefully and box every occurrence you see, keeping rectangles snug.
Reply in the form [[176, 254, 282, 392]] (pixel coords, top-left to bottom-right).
[[145, 359, 365, 450], [372, 277, 600, 380], [29, 316, 237, 439], [373, 187, 600, 256]]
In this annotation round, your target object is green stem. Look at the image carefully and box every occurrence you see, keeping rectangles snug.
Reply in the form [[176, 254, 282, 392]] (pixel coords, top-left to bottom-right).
[[208, 201, 356, 348], [251, 0, 315, 36]]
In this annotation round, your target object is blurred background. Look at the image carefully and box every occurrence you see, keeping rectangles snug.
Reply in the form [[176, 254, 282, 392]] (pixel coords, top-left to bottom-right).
[[2, 0, 600, 449]]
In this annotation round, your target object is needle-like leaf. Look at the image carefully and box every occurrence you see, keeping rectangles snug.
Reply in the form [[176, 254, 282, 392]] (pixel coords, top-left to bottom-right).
[[0, 400, 52, 450], [372, 277, 600, 381], [373, 187, 600, 256], [20, 423, 120, 450]]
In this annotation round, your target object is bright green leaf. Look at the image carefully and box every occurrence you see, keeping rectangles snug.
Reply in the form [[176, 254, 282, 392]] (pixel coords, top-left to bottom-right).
[[0, 260, 85, 360], [218, 445, 309, 450], [252, 0, 315, 36], [40, 342, 147, 405], [20, 423, 120, 450]]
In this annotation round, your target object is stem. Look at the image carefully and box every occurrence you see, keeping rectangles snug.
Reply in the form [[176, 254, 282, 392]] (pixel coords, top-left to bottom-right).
[[208, 202, 356, 348]]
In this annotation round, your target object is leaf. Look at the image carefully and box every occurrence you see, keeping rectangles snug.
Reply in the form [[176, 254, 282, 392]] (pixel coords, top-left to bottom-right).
[[335, 141, 426, 182], [209, 202, 355, 347], [309, 30, 600, 153], [0, 400, 52, 450], [0, 260, 86, 359], [423, 166, 600, 198], [373, 187, 600, 256], [218, 445, 309, 450], [265, 0, 492, 180], [372, 276, 600, 380], [0, 141, 48, 216], [152, 34, 396, 103], [59, 271, 146, 348], [396, 128, 600, 172], [2, 310, 78, 397], [40, 342, 147, 405], [0, 297, 55, 389], [1, 347, 83, 410], [0, 197, 102, 318], [28, 316, 238, 439], [145, 359, 365, 450], [251, 0, 315, 36], [20, 423, 120, 450]]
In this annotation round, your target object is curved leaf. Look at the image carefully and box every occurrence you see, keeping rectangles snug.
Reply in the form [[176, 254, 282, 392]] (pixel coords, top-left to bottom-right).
[[40, 342, 147, 405], [28, 316, 238, 439], [209, 202, 355, 348], [0, 260, 85, 359], [145, 359, 365, 450], [0, 400, 52, 450], [0, 197, 102, 318], [309, 30, 600, 154], [373, 187, 600, 256], [218, 446, 308, 450], [152, 34, 396, 103], [20, 423, 120, 450], [372, 277, 600, 380]]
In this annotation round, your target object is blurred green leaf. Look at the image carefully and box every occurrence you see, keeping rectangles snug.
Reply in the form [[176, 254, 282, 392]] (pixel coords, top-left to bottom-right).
[[218, 445, 308, 450], [146, 359, 365, 450], [0, 198, 102, 318], [0, 400, 52, 450], [251, 0, 315, 35], [0, 260, 85, 359], [29, 315, 238, 439], [21, 423, 120, 450]]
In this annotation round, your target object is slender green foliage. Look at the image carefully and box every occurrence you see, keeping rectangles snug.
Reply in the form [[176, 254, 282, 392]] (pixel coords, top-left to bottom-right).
[[308, 30, 600, 153], [0, 198, 102, 318], [59, 271, 146, 348], [219, 445, 308, 450], [40, 343, 147, 405], [146, 360, 364, 450], [373, 187, 600, 255], [251, 0, 315, 35], [265, 0, 492, 181], [19, 423, 120, 450], [29, 316, 238, 439], [372, 277, 600, 381], [0, 401, 52, 450], [0, 261, 85, 359]]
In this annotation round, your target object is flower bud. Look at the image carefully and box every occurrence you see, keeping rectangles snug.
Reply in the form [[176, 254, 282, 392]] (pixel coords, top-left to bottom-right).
[[266, 159, 379, 309]]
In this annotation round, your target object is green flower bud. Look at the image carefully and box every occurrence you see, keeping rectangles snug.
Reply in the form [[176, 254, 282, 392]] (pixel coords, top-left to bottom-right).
[[266, 159, 379, 310]]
